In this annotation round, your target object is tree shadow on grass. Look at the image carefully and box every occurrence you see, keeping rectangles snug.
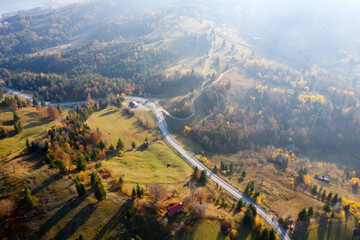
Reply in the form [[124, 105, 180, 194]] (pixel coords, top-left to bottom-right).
[[293, 220, 310, 240], [35, 192, 90, 239], [52, 202, 97, 240], [2, 120, 13, 126], [94, 199, 134, 240], [31, 174, 61, 195], [216, 231, 227, 240], [317, 215, 329, 240], [237, 223, 253, 240], [334, 219, 343, 239], [326, 220, 333, 240], [99, 109, 118, 117]]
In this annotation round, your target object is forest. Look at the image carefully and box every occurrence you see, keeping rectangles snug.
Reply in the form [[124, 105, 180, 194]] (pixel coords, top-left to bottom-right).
[[0, 39, 173, 102], [188, 59, 360, 157]]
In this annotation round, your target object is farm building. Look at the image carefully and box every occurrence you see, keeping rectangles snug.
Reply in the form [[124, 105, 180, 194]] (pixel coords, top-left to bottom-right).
[[129, 101, 138, 108], [315, 175, 330, 183], [167, 203, 183, 216]]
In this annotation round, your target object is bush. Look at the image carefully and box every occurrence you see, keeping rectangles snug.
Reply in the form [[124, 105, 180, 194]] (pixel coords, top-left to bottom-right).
[[0, 199, 16, 218], [24, 186, 35, 209], [74, 177, 86, 196], [54, 158, 67, 173]]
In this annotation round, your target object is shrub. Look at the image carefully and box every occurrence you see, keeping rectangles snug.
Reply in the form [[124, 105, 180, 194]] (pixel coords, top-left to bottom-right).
[[24, 186, 35, 209], [74, 177, 86, 196]]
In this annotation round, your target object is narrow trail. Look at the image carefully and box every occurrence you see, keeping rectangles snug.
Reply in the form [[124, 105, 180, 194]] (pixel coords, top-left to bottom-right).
[[160, 27, 237, 121]]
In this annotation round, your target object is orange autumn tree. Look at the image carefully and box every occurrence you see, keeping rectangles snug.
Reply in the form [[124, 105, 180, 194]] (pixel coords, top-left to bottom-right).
[[47, 105, 60, 120]]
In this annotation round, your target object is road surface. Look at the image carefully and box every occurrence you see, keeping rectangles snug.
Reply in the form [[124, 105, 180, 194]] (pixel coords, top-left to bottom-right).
[[2, 87, 291, 240]]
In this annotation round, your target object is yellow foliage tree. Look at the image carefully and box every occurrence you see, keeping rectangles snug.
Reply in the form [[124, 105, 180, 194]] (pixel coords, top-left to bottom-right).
[[183, 125, 191, 136]]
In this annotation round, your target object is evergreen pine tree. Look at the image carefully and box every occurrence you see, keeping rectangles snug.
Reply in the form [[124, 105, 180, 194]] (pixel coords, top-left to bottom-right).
[[116, 138, 124, 151], [200, 170, 208, 184], [236, 199, 244, 211], [24, 186, 35, 209], [74, 176, 86, 196]]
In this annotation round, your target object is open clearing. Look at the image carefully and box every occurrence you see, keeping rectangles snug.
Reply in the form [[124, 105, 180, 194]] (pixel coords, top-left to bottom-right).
[[86, 107, 192, 186], [0, 107, 57, 159]]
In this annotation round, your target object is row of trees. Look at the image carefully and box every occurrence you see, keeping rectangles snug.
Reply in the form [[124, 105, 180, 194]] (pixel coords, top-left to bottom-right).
[[244, 181, 261, 201], [310, 184, 341, 205]]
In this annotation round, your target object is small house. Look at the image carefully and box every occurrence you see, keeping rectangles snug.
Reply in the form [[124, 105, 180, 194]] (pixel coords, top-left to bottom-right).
[[129, 101, 138, 108], [315, 175, 330, 183], [167, 203, 183, 217]]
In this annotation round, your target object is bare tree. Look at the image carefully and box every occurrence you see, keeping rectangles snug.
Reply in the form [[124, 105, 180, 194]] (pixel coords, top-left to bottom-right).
[[188, 203, 208, 221], [0, 199, 16, 218], [182, 195, 192, 208], [148, 183, 168, 208], [191, 188, 207, 204]]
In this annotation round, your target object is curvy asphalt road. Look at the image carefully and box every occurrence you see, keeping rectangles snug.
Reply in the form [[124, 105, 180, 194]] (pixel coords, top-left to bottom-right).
[[3, 86, 291, 240]]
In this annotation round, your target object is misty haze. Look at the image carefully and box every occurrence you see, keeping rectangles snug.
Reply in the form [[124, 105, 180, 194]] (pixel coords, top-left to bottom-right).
[[0, 1, 359, 240]]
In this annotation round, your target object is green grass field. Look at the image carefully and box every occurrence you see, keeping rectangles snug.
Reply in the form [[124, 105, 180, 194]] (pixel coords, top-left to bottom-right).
[[0, 107, 56, 159], [86, 107, 192, 186], [86, 108, 154, 147], [173, 220, 255, 240], [293, 215, 356, 240]]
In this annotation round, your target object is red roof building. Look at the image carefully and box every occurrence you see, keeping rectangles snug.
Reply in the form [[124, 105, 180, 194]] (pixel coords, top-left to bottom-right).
[[167, 203, 183, 216]]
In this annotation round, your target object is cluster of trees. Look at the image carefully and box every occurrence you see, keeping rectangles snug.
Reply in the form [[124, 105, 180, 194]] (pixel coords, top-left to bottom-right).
[[171, 97, 192, 118], [201, 85, 228, 115], [190, 82, 360, 154], [310, 185, 341, 205], [235, 202, 277, 240], [297, 207, 314, 222], [192, 167, 208, 185], [132, 184, 145, 199], [213, 161, 238, 176], [188, 58, 360, 157], [1, 95, 29, 109], [244, 181, 261, 201], [44, 104, 108, 174], [1, 38, 171, 102]]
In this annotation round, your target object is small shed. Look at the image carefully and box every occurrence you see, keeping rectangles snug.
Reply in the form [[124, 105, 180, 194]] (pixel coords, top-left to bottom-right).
[[315, 175, 330, 183], [167, 203, 183, 216], [129, 101, 138, 108]]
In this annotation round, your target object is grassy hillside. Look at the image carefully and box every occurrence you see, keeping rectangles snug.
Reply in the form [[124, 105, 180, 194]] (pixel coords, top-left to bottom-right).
[[86, 108, 156, 147], [86, 107, 192, 186], [0, 107, 56, 159]]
